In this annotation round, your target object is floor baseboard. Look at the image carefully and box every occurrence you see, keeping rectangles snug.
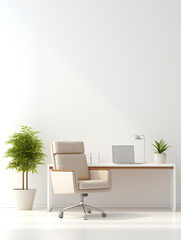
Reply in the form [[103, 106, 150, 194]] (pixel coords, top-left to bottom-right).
[[1, 203, 180, 209]]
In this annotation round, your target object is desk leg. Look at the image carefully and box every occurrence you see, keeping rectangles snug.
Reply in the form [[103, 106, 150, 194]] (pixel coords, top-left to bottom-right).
[[171, 166, 176, 212], [47, 165, 53, 212]]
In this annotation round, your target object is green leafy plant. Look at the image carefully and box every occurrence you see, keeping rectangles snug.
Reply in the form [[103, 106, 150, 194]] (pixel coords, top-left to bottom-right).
[[152, 139, 171, 154], [4, 126, 46, 190]]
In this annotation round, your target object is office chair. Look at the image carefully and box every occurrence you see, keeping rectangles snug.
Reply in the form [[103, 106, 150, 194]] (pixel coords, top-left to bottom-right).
[[50, 141, 111, 220]]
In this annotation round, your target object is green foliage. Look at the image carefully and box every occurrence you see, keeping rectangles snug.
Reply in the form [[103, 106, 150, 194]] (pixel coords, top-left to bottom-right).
[[152, 139, 171, 154], [4, 126, 46, 173]]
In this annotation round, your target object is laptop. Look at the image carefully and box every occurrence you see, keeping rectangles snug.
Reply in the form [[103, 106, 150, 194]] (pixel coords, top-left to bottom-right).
[[112, 145, 135, 164]]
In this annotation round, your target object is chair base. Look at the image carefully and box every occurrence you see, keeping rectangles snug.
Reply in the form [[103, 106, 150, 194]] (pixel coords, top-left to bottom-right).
[[59, 193, 107, 220]]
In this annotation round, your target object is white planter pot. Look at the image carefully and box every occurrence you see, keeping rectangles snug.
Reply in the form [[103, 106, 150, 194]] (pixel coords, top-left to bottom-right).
[[154, 153, 166, 164], [13, 189, 36, 210]]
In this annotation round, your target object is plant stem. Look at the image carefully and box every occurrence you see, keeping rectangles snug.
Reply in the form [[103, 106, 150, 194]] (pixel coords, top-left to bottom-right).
[[26, 171, 28, 190], [22, 171, 24, 190]]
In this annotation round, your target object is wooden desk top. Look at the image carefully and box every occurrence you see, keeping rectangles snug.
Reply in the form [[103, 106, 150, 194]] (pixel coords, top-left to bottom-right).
[[88, 163, 174, 170], [49, 163, 175, 170]]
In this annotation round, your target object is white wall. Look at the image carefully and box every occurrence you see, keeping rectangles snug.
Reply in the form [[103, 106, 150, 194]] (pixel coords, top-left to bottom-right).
[[0, 0, 181, 208]]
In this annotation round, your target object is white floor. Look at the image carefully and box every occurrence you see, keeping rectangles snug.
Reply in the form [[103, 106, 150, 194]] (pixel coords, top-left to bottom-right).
[[0, 208, 181, 240]]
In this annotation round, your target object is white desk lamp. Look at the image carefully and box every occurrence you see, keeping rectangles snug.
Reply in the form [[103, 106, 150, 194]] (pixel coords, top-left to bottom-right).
[[131, 135, 145, 163]]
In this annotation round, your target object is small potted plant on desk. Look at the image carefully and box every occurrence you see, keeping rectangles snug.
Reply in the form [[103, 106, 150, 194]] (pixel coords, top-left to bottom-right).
[[152, 139, 171, 164], [4, 126, 46, 210]]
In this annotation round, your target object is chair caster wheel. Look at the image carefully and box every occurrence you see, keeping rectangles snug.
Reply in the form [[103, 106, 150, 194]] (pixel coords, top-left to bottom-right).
[[84, 215, 88, 220], [102, 212, 106, 217], [59, 212, 64, 218], [87, 210, 91, 213]]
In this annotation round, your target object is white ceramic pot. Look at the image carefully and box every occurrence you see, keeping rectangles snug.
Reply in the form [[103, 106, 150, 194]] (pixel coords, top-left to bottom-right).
[[13, 189, 36, 210], [154, 153, 166, 164]]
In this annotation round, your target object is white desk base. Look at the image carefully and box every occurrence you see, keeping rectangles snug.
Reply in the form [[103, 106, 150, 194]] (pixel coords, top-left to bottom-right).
[[47, 163, 176, 212]]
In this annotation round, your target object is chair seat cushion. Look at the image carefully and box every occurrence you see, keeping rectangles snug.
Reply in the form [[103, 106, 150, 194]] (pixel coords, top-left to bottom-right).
[[78, 180, 109, 190]]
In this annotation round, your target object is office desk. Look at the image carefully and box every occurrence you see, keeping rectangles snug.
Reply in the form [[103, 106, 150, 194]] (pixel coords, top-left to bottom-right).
[[47, 163, 176, 212]]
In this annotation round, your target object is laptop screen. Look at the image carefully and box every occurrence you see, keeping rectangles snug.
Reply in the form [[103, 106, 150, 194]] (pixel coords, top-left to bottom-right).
[[112, 145, 135, 163]]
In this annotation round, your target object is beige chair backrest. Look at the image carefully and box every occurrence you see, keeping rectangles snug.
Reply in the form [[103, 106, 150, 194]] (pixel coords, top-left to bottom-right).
[[51, 142, 89, 180]]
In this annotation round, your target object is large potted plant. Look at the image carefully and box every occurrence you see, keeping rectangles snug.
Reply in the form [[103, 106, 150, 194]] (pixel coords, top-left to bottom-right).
[[4, 126, 46, 210], [152, 139, 171, 164]]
